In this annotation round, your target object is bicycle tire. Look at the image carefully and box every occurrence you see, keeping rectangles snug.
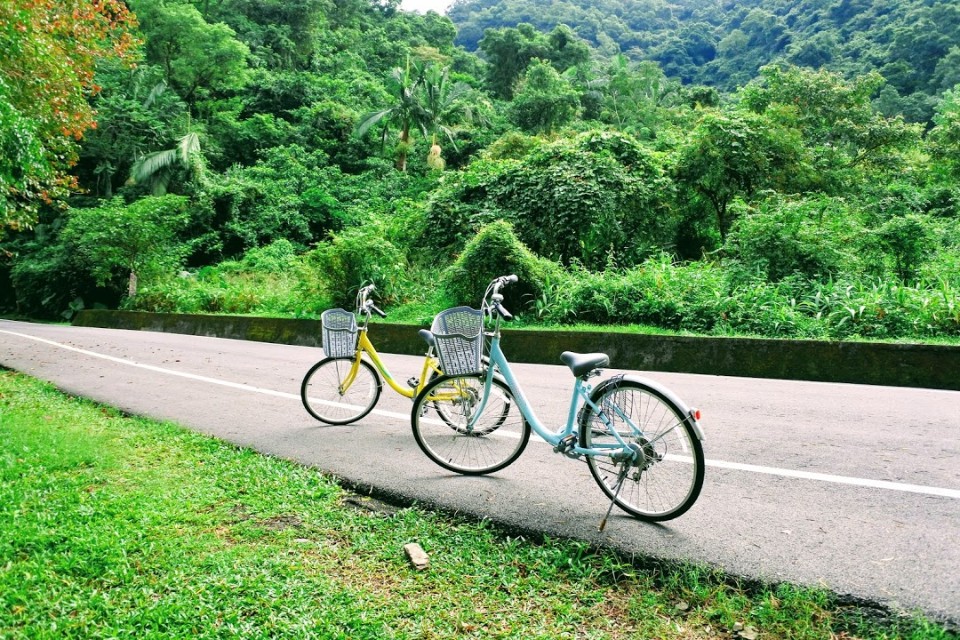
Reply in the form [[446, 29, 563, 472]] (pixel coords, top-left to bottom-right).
[[301, 357, 382, 425], [412, 373, 529, 475], [580, 378, 704, 521]]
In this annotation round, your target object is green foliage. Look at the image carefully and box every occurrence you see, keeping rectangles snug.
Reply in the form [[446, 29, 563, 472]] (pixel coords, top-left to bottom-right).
[[740, 65, 922, 194], [306, 222, 410, 308], [3, 0, 959, 349], [526, 259, 960, 340], [206, 146, 347, 255], [7, 238, 118, 320], [442, 220, 560, 312], [425, 131, 676, 270], [876, 214, 936, 284], [452, 0, 960, 125], [196, 0, 327, 71], [75, 62, 189, 198], [0, 76, 48, 234], [508, 59, 580, 133], [725, 194, 862, 282], [928, 85, 960, 180], [672, 107, 807, 241], [355, 58, 487, 172], [478, 24, 589, 100], [61, 196, 191, 298], [0, 0, 137, 234], [131, 0, 250, 108]]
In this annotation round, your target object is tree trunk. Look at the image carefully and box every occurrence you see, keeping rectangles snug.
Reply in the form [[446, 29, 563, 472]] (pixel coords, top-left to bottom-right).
[[128, 271, 138, 298], [396, 128, 410, 172]]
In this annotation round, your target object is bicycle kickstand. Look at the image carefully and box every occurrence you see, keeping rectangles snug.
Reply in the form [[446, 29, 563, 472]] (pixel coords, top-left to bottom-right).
[[598, 463, 631, 532]]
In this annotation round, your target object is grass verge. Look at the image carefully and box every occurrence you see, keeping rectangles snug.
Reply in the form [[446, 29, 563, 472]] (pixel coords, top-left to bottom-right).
[[0, 371, 954, 639]]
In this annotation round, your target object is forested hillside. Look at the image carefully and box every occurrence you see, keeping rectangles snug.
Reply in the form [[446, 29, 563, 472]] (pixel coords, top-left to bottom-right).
[[1, 0, 958, 341], [449, 0, 960, 123]]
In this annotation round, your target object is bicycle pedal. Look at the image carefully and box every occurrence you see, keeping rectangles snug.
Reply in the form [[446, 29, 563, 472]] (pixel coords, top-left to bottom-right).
[[406, 377, 420, 389], [553, 434, 577, 454]]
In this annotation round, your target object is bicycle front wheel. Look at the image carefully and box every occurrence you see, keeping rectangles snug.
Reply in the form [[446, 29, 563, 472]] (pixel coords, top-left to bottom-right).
[[580, 379, 704, 521], [301, 357, 382, 424], [412, 373, 529, 475]]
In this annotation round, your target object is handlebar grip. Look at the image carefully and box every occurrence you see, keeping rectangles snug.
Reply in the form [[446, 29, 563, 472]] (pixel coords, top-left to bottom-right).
[[504, 274, 518, 284], [371, 305, 387, 318], [495, 303, 513, 321]]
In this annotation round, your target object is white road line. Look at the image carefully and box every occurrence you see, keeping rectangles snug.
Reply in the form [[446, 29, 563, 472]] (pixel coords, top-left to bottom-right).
[[4, 327, 959, 500], [1, 328, 414, 421], [705, 458, 960, 499]]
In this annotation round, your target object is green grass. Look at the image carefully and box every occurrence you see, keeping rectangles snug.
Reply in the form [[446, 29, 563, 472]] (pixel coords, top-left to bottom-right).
[[1, 371, 954, 639]]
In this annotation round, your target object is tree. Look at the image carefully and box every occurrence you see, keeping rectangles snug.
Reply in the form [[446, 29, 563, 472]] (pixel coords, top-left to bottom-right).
[[479, 24, 550, 100], [478, 24, 587, 100], [197, 0, 327, 71], [508, 59, 579, 134], [354, 57, 484, 172], [597, 57, 677, 136], [62, 196, 190, 299], [673, 109, 806, 242], [354, 59, 430, 172], [740, 65, 922, 193], [418, 63, 489, 169], [0, 0, 137, 234], [131, 0, 250, 109], [927, 85, 960, 180], [77, 63, 188, 197], [129, 132, 205, 196], [423, 131, 677, 269]]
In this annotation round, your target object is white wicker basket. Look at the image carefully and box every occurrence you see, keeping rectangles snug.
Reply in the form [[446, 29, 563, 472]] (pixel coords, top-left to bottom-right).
[[431, 306, 483, 375], [321, 308, 358, 358]]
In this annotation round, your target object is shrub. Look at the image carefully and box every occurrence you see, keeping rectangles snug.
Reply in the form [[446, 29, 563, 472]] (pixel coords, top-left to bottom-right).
[[725, 194, 861, 282], [306, 222, 409, 308], [423, 131, 677, 270], [442, 220, 560, 312]]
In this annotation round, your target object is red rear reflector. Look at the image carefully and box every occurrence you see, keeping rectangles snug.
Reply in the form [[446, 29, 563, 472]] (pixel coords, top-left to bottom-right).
[[693, 409, 701, 421]]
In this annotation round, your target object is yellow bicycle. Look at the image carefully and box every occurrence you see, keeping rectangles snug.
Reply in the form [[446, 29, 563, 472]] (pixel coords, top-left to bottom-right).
[[300, 284, 444, 424]]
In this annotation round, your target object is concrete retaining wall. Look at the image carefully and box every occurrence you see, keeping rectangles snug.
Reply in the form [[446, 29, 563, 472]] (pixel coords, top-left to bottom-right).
[[73, 309, 960, 391]]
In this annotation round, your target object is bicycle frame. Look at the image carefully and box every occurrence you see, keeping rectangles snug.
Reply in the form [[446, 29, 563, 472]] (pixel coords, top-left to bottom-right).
[[476, 331, 638, 460], [338, 326, 440, 399]]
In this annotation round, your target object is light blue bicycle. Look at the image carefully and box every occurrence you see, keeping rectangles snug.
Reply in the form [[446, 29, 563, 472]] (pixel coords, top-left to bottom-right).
[[412, 275, 706, 526]]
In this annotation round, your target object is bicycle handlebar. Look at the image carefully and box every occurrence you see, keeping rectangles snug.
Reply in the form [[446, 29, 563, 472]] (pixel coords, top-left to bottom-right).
[[484, 274, 518, 321], [356, 284, 386, 318]]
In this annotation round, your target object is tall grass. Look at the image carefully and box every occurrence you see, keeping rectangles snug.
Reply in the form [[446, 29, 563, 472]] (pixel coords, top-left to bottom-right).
[[129, 244, 959, 342]]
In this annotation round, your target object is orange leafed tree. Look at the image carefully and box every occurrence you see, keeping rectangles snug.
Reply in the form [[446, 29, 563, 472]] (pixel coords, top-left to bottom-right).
[[0, 0, 138, 234]]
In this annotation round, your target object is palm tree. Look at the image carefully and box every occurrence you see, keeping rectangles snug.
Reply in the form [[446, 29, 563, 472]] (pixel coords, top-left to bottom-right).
[[419, 63, 489, 170], [128, 131, 203, 195], [356, 60, 491, 172], [354, 59, 429, 172]]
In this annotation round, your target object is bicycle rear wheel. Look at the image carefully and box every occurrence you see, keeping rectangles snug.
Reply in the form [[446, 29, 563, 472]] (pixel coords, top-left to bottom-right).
[[580, 379, 704, 521], [301, 357, 381, 424], [412, 373, 529, 475]]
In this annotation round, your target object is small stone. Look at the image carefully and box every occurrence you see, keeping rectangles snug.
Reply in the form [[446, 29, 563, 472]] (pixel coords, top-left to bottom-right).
[[733, 622, 744, 632], [404, 542, 429, 570], [675, 600, 690, 612], [740, 626, 759, 640]]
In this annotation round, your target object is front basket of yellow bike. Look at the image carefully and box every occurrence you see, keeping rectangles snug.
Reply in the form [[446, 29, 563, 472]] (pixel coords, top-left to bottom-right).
[[431, 306, 483, 376], [321, 308, 358, 358]]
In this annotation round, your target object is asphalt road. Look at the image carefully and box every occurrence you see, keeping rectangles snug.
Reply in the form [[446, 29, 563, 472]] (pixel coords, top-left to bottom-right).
[[2, 319, 958, 625]]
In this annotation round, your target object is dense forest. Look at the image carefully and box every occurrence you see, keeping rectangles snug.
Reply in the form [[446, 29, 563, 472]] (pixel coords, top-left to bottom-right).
[[450, 0, 960, 123], [1, 0, 958, 341]]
